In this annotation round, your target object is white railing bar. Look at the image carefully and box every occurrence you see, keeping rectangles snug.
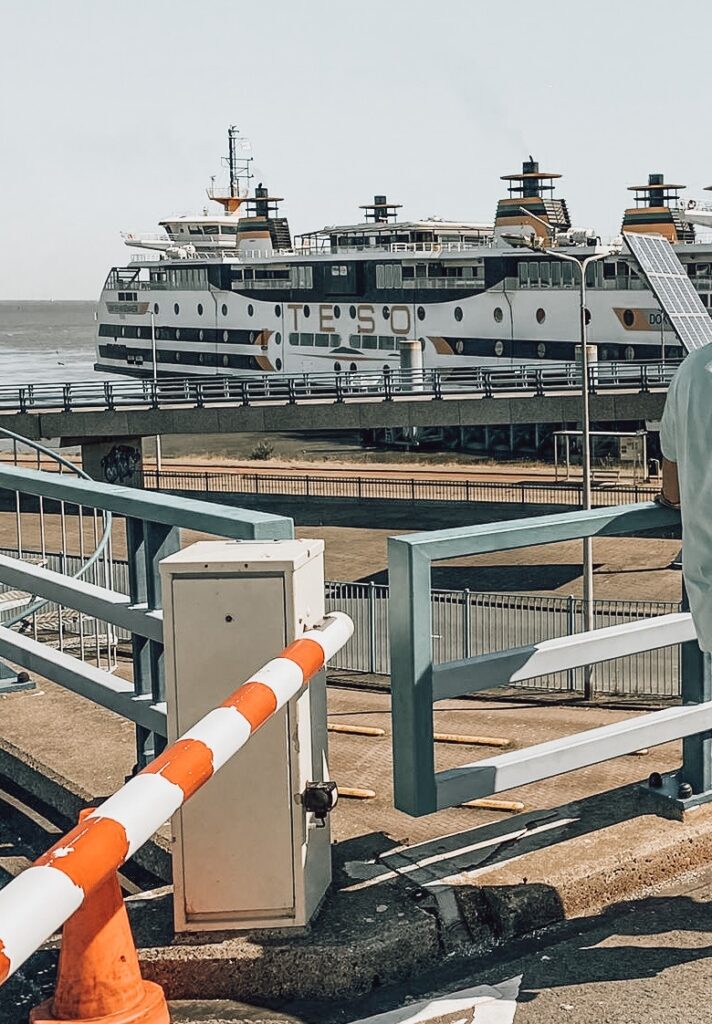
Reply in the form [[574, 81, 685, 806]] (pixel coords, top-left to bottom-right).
[[0, 626, 166, 734], [435, 700, 712, 808], [432, 612, 695, 700], [0, 553, 162, 643]]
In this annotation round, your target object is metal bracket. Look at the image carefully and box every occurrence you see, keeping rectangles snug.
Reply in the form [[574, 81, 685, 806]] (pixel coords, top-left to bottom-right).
[[0, 658, 34, 694]]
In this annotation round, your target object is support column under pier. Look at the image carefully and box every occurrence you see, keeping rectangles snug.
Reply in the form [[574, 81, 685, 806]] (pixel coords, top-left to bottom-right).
[[76, 436, 146, 486]]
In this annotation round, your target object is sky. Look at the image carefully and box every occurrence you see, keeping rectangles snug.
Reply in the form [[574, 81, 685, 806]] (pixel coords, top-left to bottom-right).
[[2, 0, 712, 299]]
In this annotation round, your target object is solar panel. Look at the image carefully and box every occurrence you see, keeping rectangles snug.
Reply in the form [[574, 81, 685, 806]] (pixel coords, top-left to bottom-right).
[[623, 232, 712, 352]]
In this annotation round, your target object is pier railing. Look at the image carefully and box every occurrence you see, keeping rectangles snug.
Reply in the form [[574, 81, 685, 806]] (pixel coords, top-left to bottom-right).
[[2, 359, 678, 417], [0, 464, 294, 765], [388, 501, 710, 815]]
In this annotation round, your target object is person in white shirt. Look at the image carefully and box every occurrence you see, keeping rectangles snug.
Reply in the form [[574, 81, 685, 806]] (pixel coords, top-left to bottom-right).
[[659, 345, 712, 652]]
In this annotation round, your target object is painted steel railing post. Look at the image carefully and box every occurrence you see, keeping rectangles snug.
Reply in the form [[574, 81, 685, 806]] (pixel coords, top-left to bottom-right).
[[433, 371, 443, 400], [335, 372, 344, 403], [388, 537, 437, 815], [384, 366, 393, 401], [368, 580, 377, 674], [567, 593, 577, 691], [126, 517, 179, 768], [463, 588, 471, 660], [681, 579, 712, 797]]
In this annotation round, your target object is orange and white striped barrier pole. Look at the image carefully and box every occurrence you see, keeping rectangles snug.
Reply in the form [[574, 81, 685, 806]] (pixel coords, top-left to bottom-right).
[[0, 611, 353, 986]]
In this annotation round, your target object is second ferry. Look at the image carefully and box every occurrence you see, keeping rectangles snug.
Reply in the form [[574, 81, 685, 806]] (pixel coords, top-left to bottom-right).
[[95, 128, 712, 379]]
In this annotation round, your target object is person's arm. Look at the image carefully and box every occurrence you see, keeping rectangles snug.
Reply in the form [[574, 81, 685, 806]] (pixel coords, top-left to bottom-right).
[[659, 457, 680, 509]]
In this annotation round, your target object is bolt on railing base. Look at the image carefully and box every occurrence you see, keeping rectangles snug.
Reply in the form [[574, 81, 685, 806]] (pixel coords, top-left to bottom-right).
[[641, 770, 712, 816], [0, 660, 34, 694]]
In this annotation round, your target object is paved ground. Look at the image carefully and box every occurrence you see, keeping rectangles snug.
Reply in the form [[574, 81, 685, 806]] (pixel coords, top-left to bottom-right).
[[161, 865, 712, 1024], [0, 680, 682, 849]]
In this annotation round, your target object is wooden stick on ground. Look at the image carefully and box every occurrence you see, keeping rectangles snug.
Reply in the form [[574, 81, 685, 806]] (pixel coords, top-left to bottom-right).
[[434, 732, 511, 748], [338, 786, 377, 800], [328, 723, 386, 737], [460, 798, 525, 813]]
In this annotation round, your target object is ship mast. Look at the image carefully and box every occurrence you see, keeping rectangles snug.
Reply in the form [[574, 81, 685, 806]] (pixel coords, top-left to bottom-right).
[[207, 126, 253, 214]]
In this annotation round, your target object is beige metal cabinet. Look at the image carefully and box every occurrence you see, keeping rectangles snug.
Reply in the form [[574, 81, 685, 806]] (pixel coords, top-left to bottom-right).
[[161, 539, 331, 932]]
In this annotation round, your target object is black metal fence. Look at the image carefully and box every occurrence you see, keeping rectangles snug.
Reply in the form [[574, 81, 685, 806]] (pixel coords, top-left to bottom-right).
[[145, 468, 659, 507]]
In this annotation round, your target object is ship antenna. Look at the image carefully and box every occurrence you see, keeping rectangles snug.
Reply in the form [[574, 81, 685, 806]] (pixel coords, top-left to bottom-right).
[[226, 124, 253, 198]]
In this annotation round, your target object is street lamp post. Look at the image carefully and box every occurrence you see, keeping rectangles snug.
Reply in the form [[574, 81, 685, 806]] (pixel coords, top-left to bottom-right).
[[504, 225, 619, 698], [150, 312, 162, 477]]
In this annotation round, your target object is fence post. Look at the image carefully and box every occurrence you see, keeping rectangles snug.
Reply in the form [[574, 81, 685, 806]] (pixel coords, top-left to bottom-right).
[[567, 593, 577, 691], [463, 588, 471, 660], [368, 580, 377, 674], [681, 579, 712, 798]]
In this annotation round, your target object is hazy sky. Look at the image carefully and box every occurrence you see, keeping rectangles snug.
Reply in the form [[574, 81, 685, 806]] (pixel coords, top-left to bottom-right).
[[2, 0, 712, 299]]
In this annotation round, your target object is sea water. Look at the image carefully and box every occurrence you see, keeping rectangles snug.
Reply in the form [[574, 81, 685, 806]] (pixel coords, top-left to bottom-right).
[[0, 301, 103, 385]]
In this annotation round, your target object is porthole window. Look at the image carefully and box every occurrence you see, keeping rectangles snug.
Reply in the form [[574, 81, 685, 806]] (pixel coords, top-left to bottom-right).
[[350, 362, 357, 372], [120, 326, 126, 337], [247, 303, 254, 317], [199, 353, 204, 364], [625, 345, 635, 361], [197, 303, 203, 316], [221, 303, 228, 316], [276, 357, 282, 371], [153, 302, 159, 315], [382, 305, 390, 320], [198, 329, 204, 341], [456, 340, 464, 354], [537, 343, 546, 358], [274, 304, 281, 317], [349, 305, 357, 319], [249, 331, 255, 343], [584, 308, 592, 326], [223, 330, 229, 342], [600, 348, 609, 361], [494, 340, 505, 357], [222, 354, 229, 367], [175, 352, 181, 362], [334, 306, 341, 319], [417, 306, 426, 321], [137, 327, 143, 339], [175, 329, 181, 340], [536, 308, 546, 324], [623, 309, 635, 327], [174, 303, 179, 315], [493, 306, 503, 323], [334, 361, 342, 372], [454, 306, 463, 322], [276, 331, 282, 344], [304, 305, 311, 318]]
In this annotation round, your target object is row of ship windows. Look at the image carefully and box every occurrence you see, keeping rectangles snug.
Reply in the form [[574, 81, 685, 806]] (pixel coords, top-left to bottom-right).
[[288, 333, 402, 351]]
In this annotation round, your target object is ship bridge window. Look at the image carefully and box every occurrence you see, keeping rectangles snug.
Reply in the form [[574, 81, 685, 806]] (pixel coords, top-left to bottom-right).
[[291, 266, 314, 289], [188, 225, 203, 235], [222, 225, 238, 235], [539, 263, 550, 286], [361, 336, 378, 350], [315, 333, 331, 347], [528, 262, 540, 286], [204, 225, 219, 235], [379, 336, 396, 351], [561, 262, 573, 286], [518, 262, 528, 288], [376, 264, 403, 289], [550, 263, 561, 286]]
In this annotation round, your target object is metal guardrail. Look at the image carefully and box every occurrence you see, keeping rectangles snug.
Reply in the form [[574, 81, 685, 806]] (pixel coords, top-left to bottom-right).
[[326, 580, 680, 697], [3, 359, 679, 417], [145, 467, 660, 508], [0, 465, 293, 765], [387, 501, 710, 816]]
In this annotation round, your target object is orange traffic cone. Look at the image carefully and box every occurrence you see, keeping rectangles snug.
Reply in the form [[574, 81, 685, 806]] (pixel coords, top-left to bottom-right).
[[30, 812, 169, 1024]]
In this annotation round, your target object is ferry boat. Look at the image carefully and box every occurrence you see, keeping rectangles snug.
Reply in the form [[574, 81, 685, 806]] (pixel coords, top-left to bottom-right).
[[95, 129, 712, 380]]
